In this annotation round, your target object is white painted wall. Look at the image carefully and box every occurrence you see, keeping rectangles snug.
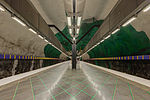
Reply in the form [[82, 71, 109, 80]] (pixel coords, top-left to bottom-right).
[[132, 11, 150, 39], [83, 0, 118, 20], [82, 53, 90, 60], [0, 11, 47, 56], [30, 0, 119, 33]]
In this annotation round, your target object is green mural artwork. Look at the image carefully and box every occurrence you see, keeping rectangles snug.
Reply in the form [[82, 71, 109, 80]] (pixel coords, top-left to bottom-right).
[[88, 24, 150, 58], [44, 20, 150, 62], [44, 20, 104, 58]]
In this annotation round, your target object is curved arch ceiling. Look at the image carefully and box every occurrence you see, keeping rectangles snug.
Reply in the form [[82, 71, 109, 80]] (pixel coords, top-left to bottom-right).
[[30, 0, 118, 33]]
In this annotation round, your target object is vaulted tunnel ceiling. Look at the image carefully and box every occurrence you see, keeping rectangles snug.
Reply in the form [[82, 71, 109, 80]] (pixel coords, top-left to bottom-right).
[[30, 0, 118, 33], [0, 0, 150, 60], [29, 0, 150, 59], [28, 0, 119, 58]]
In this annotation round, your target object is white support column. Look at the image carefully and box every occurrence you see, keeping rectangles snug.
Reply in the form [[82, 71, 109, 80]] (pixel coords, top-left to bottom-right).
[[30, 60, 34, 71], [12, 60, 18, 76], [40, 60, 43, 68]]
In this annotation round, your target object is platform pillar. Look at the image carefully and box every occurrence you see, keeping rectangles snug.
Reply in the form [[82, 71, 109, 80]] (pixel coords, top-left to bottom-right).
[[72, 43, 76, 69]]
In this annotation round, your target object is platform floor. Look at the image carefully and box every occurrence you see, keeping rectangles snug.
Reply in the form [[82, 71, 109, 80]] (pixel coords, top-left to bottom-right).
[[0, 61, 150, 100]]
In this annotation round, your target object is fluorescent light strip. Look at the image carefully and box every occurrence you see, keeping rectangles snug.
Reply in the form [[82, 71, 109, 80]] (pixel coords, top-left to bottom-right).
[[97, 42, 100, 45], [112, 28, 120, 34], [50, 44, 68, 57], [76, 28, 80, 34], [143, 4, 150, 12], [12, 16, 26, 26], [69, 29, 72, 34], [101, 40, 104, 42], [29, 28, 37, 34], [73, 37, 76, 41], [105, 35, 111, 40], [67, 17, 72, 26], [51, 44, 54, 47], [77, 17, 82, 26], [38, 35, 44, 39], [0, 6, 5, 12], [44, 39, 49, 43], [122, 17, 136, 27]]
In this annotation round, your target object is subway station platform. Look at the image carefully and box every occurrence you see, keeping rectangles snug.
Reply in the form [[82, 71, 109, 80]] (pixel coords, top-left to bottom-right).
[[0, 61, 150, 100]]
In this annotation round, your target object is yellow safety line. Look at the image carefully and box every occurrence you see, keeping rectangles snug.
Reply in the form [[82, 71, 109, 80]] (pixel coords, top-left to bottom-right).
[[142, 56, 144, 60], [4, 54, 5, 59], [10, 55, 11, 59], [14, 55, 16, 59], [132, 56, 134, 60], [88, 55, 150, 61], [121, 57, 123, 60]]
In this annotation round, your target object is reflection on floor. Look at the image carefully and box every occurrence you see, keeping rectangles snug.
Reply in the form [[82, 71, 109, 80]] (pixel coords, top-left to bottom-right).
[[0, 61, 150, 100]]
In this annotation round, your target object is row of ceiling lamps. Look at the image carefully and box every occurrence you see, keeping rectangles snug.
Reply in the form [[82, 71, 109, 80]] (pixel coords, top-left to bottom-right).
[[80, 4, 150, 58], [11, 15, 45, 40], [0, 5, 47, 41], [0, 5, 69, 57], [67, 16, 82, 37]]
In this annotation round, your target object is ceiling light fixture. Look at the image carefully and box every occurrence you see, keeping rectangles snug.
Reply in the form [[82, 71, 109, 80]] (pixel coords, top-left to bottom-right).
[[73, 37, 76, 41], [44, 39, 49, 42], [112, 28, 120, 34], [97, 42, 101, 45], [67, 17, 72, 26], [143, 4, 150, 12], [101, 40, 104, 42], [38, 35, 44, 39], [69, 29, 72, 34], [122, 17, 136, 27], [0, 5, 5, 12], [29, 28, 37, 34], [76, 28, 80, 34], [105, 35, 111, 40], [12, 16, 26, 26], [77, 17, 82, 26]]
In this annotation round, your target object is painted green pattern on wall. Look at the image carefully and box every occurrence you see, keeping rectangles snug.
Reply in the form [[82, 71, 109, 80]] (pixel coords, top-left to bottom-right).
[[43, 20, 103, 59], [44, 44, 61, 58], [55, 26, 72, 51], [88, 24, 150, 58], [44, 27, 72, 58], [43, 44, 61, 66], [44, 20, 150, 62], [76, 20, 104, 51], [54, 20, 103, 52]]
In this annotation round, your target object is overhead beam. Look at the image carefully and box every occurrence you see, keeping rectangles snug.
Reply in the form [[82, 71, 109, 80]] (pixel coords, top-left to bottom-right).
[[80, 0, 150, 56], [0, 0, 69, 56], [76, 25, 100, 44], [48, 25, 73, 44]]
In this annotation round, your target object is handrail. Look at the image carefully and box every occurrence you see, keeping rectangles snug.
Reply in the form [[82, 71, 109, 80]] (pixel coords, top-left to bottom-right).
[[76, 25, 100, 44], [48, 25, 73, 44]]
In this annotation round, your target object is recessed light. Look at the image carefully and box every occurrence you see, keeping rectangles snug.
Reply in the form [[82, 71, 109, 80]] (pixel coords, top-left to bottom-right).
[[0, 5, 5, 12], [122, 17, 136, 27], [12, 16, 26, 26], [77, 17, 82, 26], [67, 17, 72, 26], [143, 4, 150, 12], [112, 28, 120, 34], [29, 28, 37, 34]]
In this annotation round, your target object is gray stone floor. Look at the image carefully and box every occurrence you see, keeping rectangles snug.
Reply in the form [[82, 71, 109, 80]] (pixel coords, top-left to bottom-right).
[[0, 61, 150, 100]]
